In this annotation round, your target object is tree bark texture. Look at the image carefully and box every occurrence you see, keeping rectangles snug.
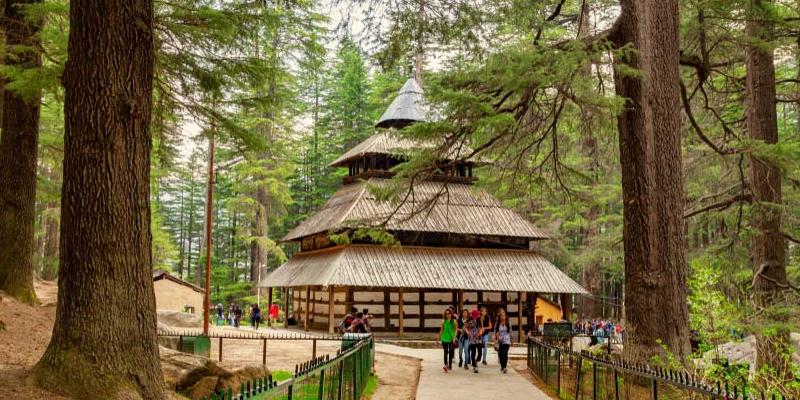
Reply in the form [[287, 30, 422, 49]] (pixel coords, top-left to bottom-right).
[[0, 0, 42, 304], [745, 0, 789, 377], [250, 187, 267, 282], [611, 0, 691, 361], [32, 0, 166, 398]]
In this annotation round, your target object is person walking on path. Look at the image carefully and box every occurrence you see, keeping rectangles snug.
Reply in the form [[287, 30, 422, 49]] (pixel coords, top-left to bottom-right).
[[439, 308, 457, 372], [467, 309, 483, 373], [215, 303, 224, 326], [494, 310, 513, 373], [477, 306, 493, 365], [457, 308, 470, 369], [251, 303, 262, 330]]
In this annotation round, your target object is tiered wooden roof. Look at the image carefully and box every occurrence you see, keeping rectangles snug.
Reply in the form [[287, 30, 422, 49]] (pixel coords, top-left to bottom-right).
[[260, 245, 587, 294], [262, 77, 586, 297], [281, 178, 550, 242]]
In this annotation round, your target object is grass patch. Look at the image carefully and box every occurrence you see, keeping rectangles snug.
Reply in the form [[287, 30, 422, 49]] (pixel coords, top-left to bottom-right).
[[271, 370, 293, 382], [363, 374, 378, 399]]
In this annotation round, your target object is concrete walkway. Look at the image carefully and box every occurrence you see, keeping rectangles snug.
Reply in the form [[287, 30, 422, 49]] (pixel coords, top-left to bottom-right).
[[375, 343, 552, 400]]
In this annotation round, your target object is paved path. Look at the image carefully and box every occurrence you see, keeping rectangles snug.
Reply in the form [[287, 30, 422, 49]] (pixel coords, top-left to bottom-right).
[[375, 343, 552, 400]]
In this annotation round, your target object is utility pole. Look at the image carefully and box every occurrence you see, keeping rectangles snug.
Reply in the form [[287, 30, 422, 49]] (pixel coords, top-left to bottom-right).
[[202, 115, 216, 335]]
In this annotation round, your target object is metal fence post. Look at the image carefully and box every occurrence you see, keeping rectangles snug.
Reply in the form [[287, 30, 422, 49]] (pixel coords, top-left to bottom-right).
[[338, 358, 345, 400], [287, 380, 293, 400], [592, 361, 598, 400], [556, 349, 561, 397], [651, 378, 658, 400], [575, 356, 582, 398], [313, 338, 317, 359], [614, 368, 619, 400], [353, 350, 359, 400], [219, 337, 223, 362], [318, 368, 326, 399]]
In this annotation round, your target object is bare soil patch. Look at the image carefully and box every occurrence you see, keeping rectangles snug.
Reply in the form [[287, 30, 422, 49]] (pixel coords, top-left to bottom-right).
[[372, 352, 420, 400], [0, 279, 66, 399]]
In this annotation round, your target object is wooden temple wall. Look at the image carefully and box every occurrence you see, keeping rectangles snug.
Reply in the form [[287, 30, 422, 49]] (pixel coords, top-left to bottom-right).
[[289, 287, 559, 337]]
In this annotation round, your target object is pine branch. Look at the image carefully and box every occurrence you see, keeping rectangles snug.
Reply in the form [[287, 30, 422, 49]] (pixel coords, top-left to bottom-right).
[[683, 193, 751, 219]]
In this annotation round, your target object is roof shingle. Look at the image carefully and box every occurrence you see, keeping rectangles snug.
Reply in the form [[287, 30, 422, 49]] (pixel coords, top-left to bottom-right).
[[259, 244, 587, 294]]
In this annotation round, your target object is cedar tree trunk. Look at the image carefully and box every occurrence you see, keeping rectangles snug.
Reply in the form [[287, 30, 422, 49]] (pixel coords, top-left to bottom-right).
[[0, 0, 42, 304], [611, 0, 691, 361], [32, 0, 166, 398], [745, 0, 789, 378]]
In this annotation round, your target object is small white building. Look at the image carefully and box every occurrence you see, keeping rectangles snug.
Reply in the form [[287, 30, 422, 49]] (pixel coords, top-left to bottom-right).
[[153, 270, 204, 314]]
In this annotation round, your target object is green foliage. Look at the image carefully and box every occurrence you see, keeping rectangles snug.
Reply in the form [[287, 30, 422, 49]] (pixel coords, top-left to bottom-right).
[[688, 256, 743, 354]]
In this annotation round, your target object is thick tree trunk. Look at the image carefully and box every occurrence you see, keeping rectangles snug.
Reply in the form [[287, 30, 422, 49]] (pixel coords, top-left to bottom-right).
[[0, 0, 42, 304], [611, 0, 691, 361], [745, 0, 789, 378], [32, 0, 166, 398]]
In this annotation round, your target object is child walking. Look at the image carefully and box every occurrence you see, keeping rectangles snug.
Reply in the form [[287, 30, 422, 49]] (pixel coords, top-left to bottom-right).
[[439, 308, 457, 372]]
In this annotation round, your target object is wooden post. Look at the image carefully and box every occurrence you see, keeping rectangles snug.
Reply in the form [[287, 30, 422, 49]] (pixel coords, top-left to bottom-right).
[[218, 337, 223, 362], [560, 293, 572, 321], [398, 288, 404, 337], [383, 289, 390, 329], [346, 287, 354, 314], [312, 339, 317, 359], [501, 291, 508, 308], [327, 286, 335, 334], [477, 290, 484, 306], [283, 288, 289, 328], [261, 338, 266, 365], [311, 288, 316, 323], [527, 292, 539, 334], [458, 289, 464, 312], [418, 289, 425, 329], [517, 291, 524, 342], [267, 287, 273, 327], [304, 286, 310, 331]]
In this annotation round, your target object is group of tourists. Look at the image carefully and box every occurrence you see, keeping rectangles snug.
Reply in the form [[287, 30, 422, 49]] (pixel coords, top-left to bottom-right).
[[576, 319, 623, 345], [340, 306, 373, 333], [214, 303, 244, 327], [214, 302, 281, 329], [439, 306, 513, 374]]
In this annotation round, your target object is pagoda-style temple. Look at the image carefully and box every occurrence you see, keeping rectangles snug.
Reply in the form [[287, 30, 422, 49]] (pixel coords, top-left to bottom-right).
[[260, 78, 587, 338]]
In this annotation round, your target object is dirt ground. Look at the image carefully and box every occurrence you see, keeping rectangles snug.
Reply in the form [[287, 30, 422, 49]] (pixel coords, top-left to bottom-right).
[[0, 279, 69, 399], [371, 352, 420, 400], [206, 328, 421, 399], [0, 281, 421, 399]]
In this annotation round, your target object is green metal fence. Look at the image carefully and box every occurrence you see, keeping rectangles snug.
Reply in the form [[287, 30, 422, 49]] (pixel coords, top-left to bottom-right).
[[527, 337, 796, 400], [199, 336, 374, 400]]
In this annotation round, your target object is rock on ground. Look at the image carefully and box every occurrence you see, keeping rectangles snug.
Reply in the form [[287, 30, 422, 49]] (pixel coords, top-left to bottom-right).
[[158, 310, 203, 329], [701, 333, 800, 376], [160, 346, 269, 398]]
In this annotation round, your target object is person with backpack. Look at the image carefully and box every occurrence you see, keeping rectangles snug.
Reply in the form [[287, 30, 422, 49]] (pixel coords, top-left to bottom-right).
[[251, 303, 262, 330], [457, 308, 470, 369], [351, 312, 369, 333], [339, 306, 358, 333], [477, 306, 493, 365], [494, 309, 513, 373], [438, 308, 457, 372], [466, 309, 483, 373]]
